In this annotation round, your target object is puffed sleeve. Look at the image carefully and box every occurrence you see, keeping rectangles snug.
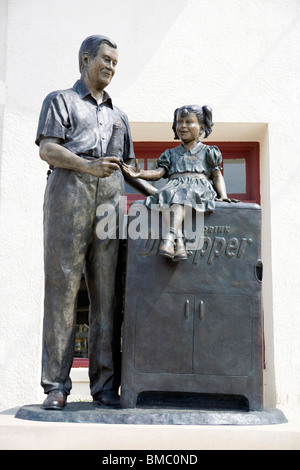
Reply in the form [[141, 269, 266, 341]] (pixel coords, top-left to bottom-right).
[[35, 91, 70, 146], [156, 149, 171, 176], [206, 145, 222, 171]]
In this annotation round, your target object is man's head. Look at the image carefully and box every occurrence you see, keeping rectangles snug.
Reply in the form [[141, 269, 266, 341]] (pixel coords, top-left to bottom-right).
[[79, 35, 118, 90]]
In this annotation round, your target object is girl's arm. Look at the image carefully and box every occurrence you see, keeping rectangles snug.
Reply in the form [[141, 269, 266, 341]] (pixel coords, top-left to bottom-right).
[[120, 159, 163, 197], [122, 160, 166, 181], [212, 168, 233, 202]]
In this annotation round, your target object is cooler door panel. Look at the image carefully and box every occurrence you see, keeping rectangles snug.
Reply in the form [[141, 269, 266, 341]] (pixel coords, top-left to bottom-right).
[[193, 294, 253, 376], [134, 293, 194, 374]]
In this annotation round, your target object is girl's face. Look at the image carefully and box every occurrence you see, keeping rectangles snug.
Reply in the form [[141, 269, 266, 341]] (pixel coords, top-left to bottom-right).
[[176, 112, 204, 146]]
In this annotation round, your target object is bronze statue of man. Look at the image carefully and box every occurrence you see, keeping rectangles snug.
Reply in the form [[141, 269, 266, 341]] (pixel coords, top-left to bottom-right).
[[36, 35, 137, 409]]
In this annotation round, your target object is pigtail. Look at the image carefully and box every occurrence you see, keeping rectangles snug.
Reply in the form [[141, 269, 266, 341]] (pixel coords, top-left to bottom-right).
[[202, 105, 214, 138], [172, 108, 180, 140]]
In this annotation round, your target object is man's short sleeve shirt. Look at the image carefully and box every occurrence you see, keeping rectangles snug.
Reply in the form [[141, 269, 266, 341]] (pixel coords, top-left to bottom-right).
[[35, 79, 135, 161]]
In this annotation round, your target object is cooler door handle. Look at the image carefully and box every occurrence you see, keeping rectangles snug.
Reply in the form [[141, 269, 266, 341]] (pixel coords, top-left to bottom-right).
[[199, 300, 204, 321], [185, 300, 190, 319]]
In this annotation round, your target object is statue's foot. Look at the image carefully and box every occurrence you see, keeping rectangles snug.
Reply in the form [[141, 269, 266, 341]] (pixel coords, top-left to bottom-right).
[[173, 238, 187, 262], [93, 389, 121, 408], [158, 233, 175, 259], [42, 390, 67, 410]]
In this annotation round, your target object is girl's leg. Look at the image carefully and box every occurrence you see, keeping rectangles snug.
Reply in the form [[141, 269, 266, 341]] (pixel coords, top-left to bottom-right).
[[171, 204, 185, 237], [158, 205, 187, 260], [171, 205, 188, 262]]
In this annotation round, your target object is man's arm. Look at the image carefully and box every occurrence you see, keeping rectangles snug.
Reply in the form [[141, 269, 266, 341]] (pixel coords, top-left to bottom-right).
[[39, 137, 121, 178]]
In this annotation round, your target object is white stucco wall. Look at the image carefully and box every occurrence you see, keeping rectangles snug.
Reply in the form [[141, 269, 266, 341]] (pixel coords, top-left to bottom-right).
[[0, 0, 299, 411]]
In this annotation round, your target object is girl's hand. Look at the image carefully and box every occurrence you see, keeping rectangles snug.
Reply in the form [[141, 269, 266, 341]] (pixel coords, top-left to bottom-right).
[[122, 160, 142, 178], [215, 197, 240, 203]]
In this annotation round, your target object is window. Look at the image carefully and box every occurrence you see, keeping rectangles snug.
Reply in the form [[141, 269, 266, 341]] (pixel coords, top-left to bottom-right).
[[126, 141, 260, 209], [73, 141, 260, 367], [125, 142, 179, 210], [217, 142, 260, 204]]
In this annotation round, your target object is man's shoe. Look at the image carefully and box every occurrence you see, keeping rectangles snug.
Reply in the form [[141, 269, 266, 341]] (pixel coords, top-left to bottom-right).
[[42, 390, 67, 410], [93, 390, 121, 408]]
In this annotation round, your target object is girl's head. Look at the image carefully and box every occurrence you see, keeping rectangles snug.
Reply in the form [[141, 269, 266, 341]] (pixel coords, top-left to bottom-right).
[[172, 105, 214, 140]]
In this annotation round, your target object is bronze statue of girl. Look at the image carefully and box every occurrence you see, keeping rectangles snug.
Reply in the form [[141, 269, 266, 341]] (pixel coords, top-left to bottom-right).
[[123, 105, 237, 262]]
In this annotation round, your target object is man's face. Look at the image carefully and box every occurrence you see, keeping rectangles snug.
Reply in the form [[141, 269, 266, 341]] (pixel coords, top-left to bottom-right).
[[86, 43, 118, 90]]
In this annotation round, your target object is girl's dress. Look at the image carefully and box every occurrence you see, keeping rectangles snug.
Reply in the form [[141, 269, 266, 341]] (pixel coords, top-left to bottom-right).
[[144, 141, 222, 213]]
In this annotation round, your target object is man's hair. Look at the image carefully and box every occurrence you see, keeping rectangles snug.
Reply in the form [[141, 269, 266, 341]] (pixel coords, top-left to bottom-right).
[[78, 35, 117, 72]]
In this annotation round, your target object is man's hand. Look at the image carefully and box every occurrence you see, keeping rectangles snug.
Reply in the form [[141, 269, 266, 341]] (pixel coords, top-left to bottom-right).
[[86, 156, 121, 178]]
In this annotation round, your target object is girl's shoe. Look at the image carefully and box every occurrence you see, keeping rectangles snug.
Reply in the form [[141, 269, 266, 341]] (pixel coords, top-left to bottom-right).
[[158, 232, 175, 259], [173, 237, 188, 262]]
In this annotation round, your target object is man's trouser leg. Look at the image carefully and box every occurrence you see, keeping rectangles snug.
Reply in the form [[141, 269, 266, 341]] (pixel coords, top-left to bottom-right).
[[85, 170, 124, 397], [41, 168, 97, 395]]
